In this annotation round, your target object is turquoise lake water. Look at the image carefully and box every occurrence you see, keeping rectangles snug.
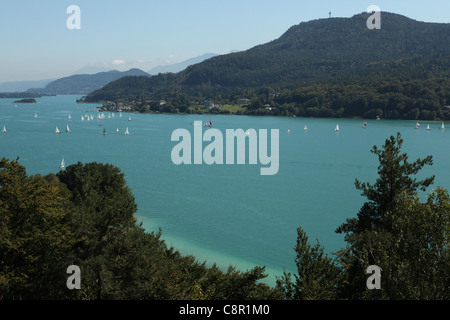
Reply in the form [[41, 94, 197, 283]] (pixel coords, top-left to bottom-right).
[[1, 95, 449, 286]]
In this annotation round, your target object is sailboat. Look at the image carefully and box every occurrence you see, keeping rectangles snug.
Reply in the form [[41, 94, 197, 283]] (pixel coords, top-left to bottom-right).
[[128, 116, 132, 121], [124, 127, 130, 135], [427, 124, 430, 130], [116, 128, 120, 133], [103, 128, 107, 135], [441, 122, 445, 130], [335, 124, 340, 132], [2, 125, 6, 133], [55, 126, 61, 134], [81, 115, 85, 121], [66, 124, 71, 133], [34, 113, 38, 119], [304, 125, 308, 131], [59, 157, 65, 169], [68, 114, 72, 120], [362, 122, 367, 128], [415, 122, 420, 129]]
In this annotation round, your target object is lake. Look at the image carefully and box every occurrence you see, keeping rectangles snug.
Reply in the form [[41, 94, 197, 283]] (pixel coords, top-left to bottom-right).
[[1, 95, 449, 286]]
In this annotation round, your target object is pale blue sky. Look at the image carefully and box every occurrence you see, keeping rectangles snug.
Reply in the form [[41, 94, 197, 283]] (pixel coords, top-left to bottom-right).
[[1, 0, 449, 82]]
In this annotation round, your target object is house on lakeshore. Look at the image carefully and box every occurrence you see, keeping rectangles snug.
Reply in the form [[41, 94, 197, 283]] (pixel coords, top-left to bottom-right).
[[204, 100, 215, 109]]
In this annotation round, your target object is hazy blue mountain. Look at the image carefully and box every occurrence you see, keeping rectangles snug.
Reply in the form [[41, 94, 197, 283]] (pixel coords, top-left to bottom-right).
[[27, 68, 150, 95], [0, 79, 55, 92], [148, 53, 218, 75]]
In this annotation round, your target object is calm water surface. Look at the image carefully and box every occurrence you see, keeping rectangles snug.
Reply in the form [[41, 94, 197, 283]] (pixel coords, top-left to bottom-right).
[[1, 95, 449, 285]]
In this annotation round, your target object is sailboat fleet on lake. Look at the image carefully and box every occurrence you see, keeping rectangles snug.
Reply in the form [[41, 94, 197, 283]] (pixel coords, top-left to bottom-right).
[[3, 105, 449, 169], [50, 110, 133, 168]]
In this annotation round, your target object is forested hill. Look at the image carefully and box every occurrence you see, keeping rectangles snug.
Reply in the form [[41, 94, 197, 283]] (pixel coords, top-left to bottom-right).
[[82, 12, 450, 120], [27, 68, 150, 95]]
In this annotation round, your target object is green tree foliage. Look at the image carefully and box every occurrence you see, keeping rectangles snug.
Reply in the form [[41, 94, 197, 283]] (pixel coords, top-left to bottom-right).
[[1, 160, 281, 300], [278, 133, 448, 300], [342, 132, 435, 234], [334, 133, 448, 299], [276, 228, 340, 300], [0, 158, 75, 299]]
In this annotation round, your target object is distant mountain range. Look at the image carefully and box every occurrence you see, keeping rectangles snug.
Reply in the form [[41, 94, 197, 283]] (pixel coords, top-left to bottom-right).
[[148, 53, 218, 75], [0, 79, 56, 93], [83, 12, 450, 104], [0, 54, 218, 94], [26, 69, 150, 95]]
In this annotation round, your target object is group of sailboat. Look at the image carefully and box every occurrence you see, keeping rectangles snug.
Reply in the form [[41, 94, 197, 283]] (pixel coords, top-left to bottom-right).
[[55, 125, 71, 134], [417, 122, 445, 130], [81, 114, 95, 121]]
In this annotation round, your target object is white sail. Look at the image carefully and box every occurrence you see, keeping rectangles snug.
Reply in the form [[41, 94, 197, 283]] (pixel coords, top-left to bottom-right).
[[66, 124, 71, 133], [116, 128, 120, 133], [56, 126, 61, 134], [124, 127, 130, 135], [442, 122, 445, 130], [2, 125, 6, 133], [427, 124, 430, 130], [304, 125, 308, 131], [68, 114, 71, 120], [34, 113, 38, 118], [59, 157, 65, 168], [81, 115, 85, 121], [128, 116, 132, 121], [335, 124, 340, 132]]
